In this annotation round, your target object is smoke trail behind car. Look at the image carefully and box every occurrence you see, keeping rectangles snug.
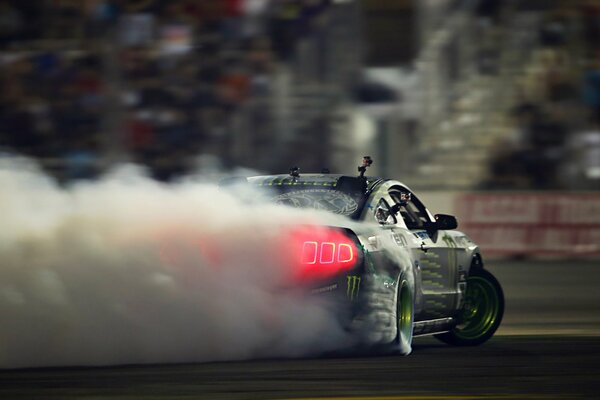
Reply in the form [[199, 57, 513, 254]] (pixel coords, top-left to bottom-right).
[[0, 157, 353, 368]]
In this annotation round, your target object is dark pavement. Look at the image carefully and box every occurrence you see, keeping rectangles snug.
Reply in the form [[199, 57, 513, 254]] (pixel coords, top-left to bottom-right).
[[1, 260, 599, 399]]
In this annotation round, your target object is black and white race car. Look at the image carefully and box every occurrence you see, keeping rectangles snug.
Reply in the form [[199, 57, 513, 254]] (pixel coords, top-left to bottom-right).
[[232, 159, 504, 354]]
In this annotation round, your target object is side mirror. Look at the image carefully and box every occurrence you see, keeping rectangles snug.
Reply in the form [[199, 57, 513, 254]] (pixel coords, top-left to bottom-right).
[[434, 214, 458, 230]]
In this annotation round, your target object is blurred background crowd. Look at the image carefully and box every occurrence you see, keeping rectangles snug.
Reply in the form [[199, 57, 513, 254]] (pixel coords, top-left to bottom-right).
[[0, 0, 599, 190]]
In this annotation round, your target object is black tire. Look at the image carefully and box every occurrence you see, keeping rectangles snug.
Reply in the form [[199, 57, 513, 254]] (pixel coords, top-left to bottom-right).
[[395, 276, 414, 354], [435, 268, 504, 346]]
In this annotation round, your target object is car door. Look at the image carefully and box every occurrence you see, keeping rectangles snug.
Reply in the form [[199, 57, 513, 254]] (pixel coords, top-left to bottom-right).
[[389, 188, 459, 320]]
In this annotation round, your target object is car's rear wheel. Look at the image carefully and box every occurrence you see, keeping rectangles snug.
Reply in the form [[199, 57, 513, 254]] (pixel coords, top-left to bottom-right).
[[396, 277, 414, 354], [435, 268, 504, 346]]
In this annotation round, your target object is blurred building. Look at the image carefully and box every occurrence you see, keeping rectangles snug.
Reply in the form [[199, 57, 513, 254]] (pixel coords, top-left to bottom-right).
[[0, 0, 598, 190], [359, 0, 600, 191]]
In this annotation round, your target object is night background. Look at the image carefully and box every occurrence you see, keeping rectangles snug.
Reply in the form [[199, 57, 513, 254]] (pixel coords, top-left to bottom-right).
[[0, 1, 599, 399]]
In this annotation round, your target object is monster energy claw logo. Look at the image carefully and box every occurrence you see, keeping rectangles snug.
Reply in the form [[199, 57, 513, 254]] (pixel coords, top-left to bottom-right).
[[347, 275, 361, 300]]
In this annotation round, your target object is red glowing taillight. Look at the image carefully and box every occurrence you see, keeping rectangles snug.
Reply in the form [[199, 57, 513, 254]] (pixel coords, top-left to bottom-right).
[[287, 226, 361, 281]]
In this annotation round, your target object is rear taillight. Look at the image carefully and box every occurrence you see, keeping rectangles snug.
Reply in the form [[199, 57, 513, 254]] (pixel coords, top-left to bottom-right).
[[287, 226, 361, 281]]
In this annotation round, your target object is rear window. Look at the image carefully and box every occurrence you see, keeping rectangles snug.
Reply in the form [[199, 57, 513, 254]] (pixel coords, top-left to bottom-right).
[[245, 176, 370, 219], [272, 188, 361, 217]]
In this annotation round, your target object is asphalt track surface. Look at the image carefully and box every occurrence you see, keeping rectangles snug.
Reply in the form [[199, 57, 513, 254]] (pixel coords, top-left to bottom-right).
[[1, 260, 599, 399]]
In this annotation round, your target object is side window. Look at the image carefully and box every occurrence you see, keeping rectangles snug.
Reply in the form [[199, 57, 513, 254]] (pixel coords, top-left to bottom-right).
[[390, 190, 430, 230], [374, 198, 397, 225]]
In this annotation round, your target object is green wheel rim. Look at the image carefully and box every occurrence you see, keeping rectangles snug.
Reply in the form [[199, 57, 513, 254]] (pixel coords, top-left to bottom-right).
[[455, 276, 500, 340], [398, 281, 413, 344]]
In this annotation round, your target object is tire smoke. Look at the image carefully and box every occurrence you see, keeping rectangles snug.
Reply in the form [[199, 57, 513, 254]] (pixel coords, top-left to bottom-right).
[[0, 157, 353, 368]]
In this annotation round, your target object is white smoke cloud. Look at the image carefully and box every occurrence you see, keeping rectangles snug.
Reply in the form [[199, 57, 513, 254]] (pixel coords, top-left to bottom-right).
[[0, 157, 354, 368]]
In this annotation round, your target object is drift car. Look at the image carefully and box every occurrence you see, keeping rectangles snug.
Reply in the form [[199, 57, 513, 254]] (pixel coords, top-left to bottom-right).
[[229, 159, 504, 354]]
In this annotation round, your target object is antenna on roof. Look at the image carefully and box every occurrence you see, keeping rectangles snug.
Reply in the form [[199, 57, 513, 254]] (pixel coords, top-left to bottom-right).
[[289, 166, 300, 179], [358, 156, 373, 178]]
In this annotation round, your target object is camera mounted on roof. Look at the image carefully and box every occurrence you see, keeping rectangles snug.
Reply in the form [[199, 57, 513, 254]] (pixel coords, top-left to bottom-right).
[[358, 156, 373, 178], [289, 166, 300, 179]]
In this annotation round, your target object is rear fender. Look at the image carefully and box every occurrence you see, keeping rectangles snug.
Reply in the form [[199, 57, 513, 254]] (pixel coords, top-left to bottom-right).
[[348, 227, 416, 345]]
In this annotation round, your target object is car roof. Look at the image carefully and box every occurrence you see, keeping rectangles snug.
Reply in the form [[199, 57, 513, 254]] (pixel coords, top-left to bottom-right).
[[222, 174, 413, 197]]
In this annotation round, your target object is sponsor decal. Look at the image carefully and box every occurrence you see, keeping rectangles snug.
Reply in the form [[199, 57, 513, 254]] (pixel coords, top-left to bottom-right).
[[256, 177, 338, 187], [392, 232, 408, 247], [414, 231, 430, 240], [381, 276, 396, 288], [311, 283, 338, 294], [346, 275, 361, 300]]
